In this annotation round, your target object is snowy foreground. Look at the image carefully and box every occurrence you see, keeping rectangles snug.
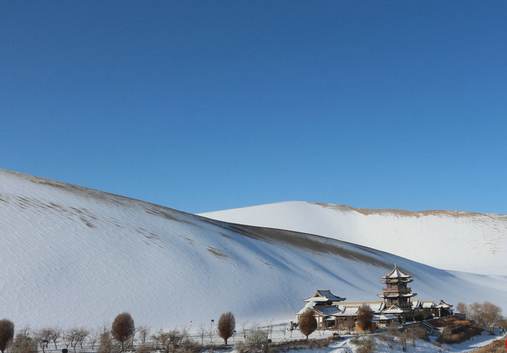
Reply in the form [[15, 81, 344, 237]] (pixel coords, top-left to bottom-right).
[[213, 326, 506, 353], [1, 169, 507, 330], [264, 328, 506, 353], [27, 326, 507, 353]]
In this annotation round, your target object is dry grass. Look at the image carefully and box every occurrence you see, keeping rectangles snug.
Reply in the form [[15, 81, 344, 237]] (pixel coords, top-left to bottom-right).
[[431, 317, 471, 329], [473, 339, 506, 353]]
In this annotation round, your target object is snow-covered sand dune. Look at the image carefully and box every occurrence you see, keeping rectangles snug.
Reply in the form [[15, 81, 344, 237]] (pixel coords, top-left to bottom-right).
[[201, 201, 507, 275], [1, 169, 506, 330]]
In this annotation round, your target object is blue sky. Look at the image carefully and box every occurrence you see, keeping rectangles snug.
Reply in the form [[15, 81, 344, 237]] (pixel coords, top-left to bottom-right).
[[1, 1, 506, 214]]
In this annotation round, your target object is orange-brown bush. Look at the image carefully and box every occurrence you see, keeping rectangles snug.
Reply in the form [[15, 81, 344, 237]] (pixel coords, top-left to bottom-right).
[[0, 319, 15, 353], [298, 311, 317, 339], [437, 325, 483, 344], [431, 317, 471, 328], [218, 312, 235, 345], [112, 312, 135, 352], [356, 305, 373, 332], [473, 339, 506, 353]]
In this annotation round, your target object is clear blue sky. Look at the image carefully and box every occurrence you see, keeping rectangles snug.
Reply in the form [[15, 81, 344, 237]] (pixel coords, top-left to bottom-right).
[[1, 1, 506, 214]]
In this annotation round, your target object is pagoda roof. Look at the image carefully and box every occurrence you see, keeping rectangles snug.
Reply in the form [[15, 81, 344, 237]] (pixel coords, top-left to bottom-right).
[[312, 305, 342, 317], [421, 301, 435, 308], [382, 304, 407, 314], [411, 299, 422, 309], [331, 307, 358, 317], [337, 301, 385, 313], [381, 264, 413, 279], [434, 300, 453, 309], [302, 290, 346, 302], [373, 314, 397, 321]]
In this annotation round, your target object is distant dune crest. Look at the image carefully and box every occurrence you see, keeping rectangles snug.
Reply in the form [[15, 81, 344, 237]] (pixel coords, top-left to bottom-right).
[[201, 201, 507, 275]]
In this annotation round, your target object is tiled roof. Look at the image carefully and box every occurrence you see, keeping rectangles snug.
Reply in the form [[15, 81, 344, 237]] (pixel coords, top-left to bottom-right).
[[382, 304, 406, 314], [381, 263, 413, 279], [303, 289, 346, 302]]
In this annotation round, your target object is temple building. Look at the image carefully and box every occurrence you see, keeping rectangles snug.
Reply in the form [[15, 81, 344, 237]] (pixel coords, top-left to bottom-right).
[[297, 264, 454, 331], [377, 263, 417, 311]]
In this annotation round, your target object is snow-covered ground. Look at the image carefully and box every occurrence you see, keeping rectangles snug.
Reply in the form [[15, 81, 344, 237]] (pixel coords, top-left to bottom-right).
[[1, 169, 506, 331], [201, 201, 507, 275]]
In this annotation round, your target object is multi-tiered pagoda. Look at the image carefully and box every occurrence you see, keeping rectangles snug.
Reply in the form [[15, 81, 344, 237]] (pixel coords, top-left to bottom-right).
[[377, 263, 416, 311]]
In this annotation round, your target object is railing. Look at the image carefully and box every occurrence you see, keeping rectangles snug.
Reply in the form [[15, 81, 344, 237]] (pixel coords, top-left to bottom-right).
[[382, 286, 412, 294]]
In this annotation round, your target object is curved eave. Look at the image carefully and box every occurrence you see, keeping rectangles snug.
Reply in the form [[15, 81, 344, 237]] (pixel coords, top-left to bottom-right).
[[378, 293, 416, 298], [380, 279, 413, 284]]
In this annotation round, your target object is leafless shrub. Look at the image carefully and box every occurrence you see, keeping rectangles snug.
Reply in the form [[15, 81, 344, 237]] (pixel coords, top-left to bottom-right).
[[235, 327, 269, 353], [437, 325, 482, 344], [97, 329, 116, 353], [298, 311, 317, 339], [397, 331, 408, 352], [179, 340, 202, 353], [351, 336, 377, 353], [315, 339, 329, 348], [151, 329, 188, 353], [218, 312, 236, 345], [0, 319, 15, 353], [112, 312, 135, 352], [135, 344, 156, 353], [407, 326, 428, 346], [11, 331, 37, 353]]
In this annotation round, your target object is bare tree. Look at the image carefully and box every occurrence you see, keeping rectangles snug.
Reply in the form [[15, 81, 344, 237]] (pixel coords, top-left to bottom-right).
[[218, 312, 235, 345], [198, 324, 206, 346], [35, 328, 52, 353], [0, 319, 15, 353], [62, 330, 73, 350], [74, 328, 90, 350], [136, 326, 149, 344], [208, 321, 214, 344], [356, 305, 373, 332], [88, 330, 100, 351], [456, 302, 467, 315], [298, 311, 317, 339], [112, 312, 135, 352], [467, 301, 503, 334], [150, 330, 161, 350], [48, 327, 62, 350]]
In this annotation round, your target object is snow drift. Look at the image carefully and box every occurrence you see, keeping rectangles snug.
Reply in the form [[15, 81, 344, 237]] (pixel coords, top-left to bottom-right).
[[0, 169, 506, 330]]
